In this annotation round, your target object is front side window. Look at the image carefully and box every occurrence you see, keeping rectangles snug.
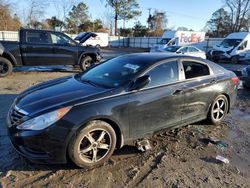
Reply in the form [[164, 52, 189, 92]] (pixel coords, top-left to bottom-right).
[[50, 33, 76, 45], [145, 61, 179, 88], [182, 61, 210, 79], [178, 47, 188, 53], [26, 31, 50, 44]]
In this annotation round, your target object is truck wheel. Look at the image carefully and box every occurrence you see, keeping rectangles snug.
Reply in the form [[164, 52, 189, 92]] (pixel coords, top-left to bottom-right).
[[95, 44, 101, 49], [68, 120, 117, 168], [80, 56, 93, 71], [231, 56, 239, 64], [0, 57, 13, 77]]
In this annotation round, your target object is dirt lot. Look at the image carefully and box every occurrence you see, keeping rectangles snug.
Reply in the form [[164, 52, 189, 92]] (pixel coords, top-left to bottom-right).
[[1, 68, 250, 187]]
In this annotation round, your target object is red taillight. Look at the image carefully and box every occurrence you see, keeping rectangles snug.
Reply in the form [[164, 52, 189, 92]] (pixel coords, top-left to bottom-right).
[[231, 76, 239, 85]]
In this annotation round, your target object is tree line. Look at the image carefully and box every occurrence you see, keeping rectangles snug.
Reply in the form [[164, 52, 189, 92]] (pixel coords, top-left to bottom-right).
[[0, 0, 249, 37]]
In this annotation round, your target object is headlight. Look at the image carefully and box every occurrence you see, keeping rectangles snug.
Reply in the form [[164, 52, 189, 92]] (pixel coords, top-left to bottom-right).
[[17, 107, 72, 130]]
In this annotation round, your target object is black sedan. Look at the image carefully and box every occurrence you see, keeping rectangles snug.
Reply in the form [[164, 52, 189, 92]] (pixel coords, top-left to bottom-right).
[[7, 53, 239, 168]]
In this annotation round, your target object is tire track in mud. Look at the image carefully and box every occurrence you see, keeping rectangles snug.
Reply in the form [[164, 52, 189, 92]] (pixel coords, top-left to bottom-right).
[[125, 149, 167, 188]]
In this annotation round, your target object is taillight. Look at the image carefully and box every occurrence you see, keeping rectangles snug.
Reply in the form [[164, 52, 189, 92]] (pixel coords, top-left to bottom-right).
[[231, 76, 239, 85]]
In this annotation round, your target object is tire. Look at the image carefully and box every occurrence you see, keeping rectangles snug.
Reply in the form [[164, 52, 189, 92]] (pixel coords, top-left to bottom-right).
[[207, 95, 229, 125], [95, 44, 101, 49], [79, 56, 93, 71], [68, 120, 117, 168], [0, 57, 13, 77], [231, 56, 239, 64]]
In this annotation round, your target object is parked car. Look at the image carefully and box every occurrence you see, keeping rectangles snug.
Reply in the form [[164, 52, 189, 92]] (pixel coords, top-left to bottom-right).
[[151, 45, 206, 59], [7, 53, 238, 168], [0, 29, 102, 77], [241, 65, 250, 88]]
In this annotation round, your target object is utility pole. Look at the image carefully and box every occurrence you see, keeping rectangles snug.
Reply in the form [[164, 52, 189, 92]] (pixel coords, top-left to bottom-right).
[[147, 8, 152, 29]]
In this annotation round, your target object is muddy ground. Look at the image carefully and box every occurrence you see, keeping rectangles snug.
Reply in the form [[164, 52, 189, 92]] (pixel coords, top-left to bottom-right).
[[1, 62, 250, 187]]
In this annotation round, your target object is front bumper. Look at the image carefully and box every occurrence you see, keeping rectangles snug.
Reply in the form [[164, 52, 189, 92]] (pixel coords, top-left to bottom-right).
[[7, 119, 72, 164]]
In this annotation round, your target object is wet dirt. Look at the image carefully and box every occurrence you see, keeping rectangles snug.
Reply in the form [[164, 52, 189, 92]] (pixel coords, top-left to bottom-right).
[[0, 71, 250, 188]]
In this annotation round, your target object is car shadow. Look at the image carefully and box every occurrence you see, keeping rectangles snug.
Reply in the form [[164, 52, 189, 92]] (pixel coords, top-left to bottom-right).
[[13, 65, 81, 74]]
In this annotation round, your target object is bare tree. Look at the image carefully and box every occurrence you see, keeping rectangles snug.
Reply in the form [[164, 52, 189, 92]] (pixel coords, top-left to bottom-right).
[[102, 8, 114, 35], [25, 0, 49, 28], [52, 0, 80, 24], [225, 0, 250, 32], [0, 0, 21, 30]]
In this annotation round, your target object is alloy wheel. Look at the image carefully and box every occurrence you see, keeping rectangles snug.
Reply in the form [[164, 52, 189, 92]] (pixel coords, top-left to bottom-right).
[[78, 129, 111, 164], [212, 97, 227, 121]]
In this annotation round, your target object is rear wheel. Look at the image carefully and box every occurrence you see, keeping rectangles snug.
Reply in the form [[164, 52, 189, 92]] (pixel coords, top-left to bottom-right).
[[68, 120, 117, 168], [0, 57, 13, 77], [207, 95, 229, 125], [79, 56, 93, 71]]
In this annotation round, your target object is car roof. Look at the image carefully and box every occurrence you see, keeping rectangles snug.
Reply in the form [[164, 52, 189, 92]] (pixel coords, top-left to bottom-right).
[[117, 52, 200, 65]]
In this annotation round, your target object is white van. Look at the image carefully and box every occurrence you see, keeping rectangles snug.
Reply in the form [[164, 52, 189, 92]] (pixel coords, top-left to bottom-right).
[[75, 32, 109, 48], [208, 32, 250, 63], [150, 30, 205, 52]]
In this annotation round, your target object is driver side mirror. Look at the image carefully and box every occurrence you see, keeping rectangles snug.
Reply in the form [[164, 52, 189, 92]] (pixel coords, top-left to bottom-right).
[[129, 75, 150, 91]]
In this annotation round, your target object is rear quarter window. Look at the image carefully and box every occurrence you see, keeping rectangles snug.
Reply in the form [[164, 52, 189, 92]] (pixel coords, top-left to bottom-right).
[[207, 61, 226, 74]]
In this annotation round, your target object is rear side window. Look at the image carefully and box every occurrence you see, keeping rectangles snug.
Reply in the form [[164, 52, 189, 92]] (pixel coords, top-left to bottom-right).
[[145, 61, 179, 88], [182, 61, 210, 79], [188, 47, 199, 52], [26, 31, 50, 44]]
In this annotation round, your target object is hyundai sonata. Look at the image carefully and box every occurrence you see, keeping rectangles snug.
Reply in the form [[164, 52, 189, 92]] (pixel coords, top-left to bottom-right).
[[7, 53, 238, 168]]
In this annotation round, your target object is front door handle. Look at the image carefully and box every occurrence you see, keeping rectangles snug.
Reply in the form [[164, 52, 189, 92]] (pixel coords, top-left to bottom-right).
[[172, 89, 183, 95]]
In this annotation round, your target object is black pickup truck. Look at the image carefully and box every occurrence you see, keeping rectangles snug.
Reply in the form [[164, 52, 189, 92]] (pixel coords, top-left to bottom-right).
[[0, 29, 102, 77]]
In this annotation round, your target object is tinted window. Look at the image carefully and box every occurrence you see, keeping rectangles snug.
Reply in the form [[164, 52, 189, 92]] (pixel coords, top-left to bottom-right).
[[182, 61, 210, 79], [26, 31, 50, 44], [80, 57, 148, 88], [145, 61, 179, 88], [51, 32, 76, 45]]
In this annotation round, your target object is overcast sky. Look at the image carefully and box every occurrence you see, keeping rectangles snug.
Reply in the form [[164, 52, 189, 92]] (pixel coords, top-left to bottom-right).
[[13, 0, 225, 31]]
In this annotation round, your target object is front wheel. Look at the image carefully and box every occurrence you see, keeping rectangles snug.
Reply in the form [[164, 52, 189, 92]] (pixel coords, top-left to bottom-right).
[[231, 56, 239, 64], [79, 56, 93, 71], [207, 95, 229, 125], [68, 120, 117, 168], [0, 57, 13, 77]]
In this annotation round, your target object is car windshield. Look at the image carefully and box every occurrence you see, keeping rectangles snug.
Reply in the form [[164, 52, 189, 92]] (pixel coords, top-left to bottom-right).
[[163, 46, 181, 52], [80, 57, 147, 88], [220, 39, 242, 48], [158, 38, 171, 44]]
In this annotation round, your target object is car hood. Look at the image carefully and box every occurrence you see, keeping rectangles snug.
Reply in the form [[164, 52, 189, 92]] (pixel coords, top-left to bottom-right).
[[15, 75, 113, 116], [74, 32, 97, 43]]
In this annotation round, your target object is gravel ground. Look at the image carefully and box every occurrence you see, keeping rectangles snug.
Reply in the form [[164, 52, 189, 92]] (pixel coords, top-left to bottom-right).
[[0, 49, 250, 188]]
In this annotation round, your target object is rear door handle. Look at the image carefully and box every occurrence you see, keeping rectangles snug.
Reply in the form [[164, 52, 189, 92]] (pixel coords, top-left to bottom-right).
[[172, 89, 183, 95], [210, 79, 217, 84]]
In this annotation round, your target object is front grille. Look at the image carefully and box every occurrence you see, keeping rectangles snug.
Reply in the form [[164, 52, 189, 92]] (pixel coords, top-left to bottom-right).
[[9, 106, 27, 126], [212, 51, 224, 55]]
